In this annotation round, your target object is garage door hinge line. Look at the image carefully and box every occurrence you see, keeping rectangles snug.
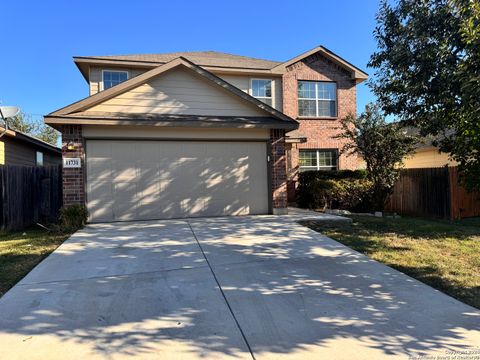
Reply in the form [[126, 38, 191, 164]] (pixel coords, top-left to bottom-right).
[[187, 221, 256, 360]]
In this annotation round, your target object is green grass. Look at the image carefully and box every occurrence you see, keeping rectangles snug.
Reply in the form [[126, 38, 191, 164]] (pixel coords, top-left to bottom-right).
[[300, 216, 480, 309], [0, 229, 71, 297]]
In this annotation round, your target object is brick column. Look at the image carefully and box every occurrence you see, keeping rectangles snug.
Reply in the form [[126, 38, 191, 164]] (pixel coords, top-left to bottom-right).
[[61, 125, 85, 207], [270, 129, 288, 214]]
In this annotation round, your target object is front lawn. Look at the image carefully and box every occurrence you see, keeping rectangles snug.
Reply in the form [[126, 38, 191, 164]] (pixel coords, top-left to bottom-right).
[[0, 229, 71, 297], [300, 216, 480, 309]]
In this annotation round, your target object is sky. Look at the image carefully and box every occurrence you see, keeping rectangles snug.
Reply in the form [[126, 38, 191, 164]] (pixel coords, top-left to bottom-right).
[[0, 0, 381, 122]]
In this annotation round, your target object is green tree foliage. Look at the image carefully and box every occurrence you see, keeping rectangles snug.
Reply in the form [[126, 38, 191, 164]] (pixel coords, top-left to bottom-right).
[[337, 104, 417, 211], [369, 0, 480, 191], [7, 113, 59, 146]]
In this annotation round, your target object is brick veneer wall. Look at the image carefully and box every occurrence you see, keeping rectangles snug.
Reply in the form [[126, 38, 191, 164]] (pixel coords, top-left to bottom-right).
[[283, 53, 359, 180], [61, 125, 85, 206], [270, 129, 288, 212]]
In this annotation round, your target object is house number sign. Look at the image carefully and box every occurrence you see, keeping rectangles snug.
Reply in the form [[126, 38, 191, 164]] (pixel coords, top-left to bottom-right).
[[63, 157, 81, 168]]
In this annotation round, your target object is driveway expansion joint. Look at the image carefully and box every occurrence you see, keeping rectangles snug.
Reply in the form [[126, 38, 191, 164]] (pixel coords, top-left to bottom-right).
[[187, 220, 256, 360]]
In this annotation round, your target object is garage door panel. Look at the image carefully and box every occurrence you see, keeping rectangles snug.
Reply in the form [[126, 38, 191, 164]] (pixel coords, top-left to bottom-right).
[[113, 182, 138, 221], [87, 159, 112, 181], [112, 161, 137, 181], [87, 181, 114, 222], [86, 140, 268, 222]]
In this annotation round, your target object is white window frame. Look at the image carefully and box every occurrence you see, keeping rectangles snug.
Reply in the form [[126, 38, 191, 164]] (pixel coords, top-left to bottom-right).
[[298, 81, 337, 118], [250, 78, 273, 106], [299, 149, 338, 171], [36, 151, 44, 166], [101, 70, 129, 91]]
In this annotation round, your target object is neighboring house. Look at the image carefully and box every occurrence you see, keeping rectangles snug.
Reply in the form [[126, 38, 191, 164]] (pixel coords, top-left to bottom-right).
[[403, 128, 457, 169], [404, 147, 457, 168], [44, 46, 366, 222], [0, 127, 61, 166], [404, 142, 457, 169]]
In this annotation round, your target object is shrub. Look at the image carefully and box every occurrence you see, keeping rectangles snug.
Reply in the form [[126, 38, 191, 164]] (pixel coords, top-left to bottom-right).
[[58, 205, 88, 232], [296, 170, 373, 211]]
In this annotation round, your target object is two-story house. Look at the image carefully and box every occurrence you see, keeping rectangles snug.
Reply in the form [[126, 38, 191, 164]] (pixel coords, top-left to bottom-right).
[[45, 46, 367, 222]]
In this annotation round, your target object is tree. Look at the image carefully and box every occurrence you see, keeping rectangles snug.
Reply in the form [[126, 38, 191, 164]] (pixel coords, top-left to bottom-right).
[[7, 113, 59, 146], [369, 0, 480, 191], [337, 104, 417, 211]]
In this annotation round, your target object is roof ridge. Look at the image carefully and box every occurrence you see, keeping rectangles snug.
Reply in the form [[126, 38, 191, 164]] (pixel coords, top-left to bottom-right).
[[76, 50, 281, 63]]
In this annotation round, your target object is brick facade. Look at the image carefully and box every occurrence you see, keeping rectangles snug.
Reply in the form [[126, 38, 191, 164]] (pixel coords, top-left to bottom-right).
[[270, 129, 288, 213], [61, 125, 85, 206], [282, 53, 359, 201]]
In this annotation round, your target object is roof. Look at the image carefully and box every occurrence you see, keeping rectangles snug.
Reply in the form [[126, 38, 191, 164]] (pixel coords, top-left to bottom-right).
[[403, 126, 454, 150], [73, 46, 368, 82], [285, 129, 307, 143], [75, 51, 281, 70], [0, 127, 61, 153], [46, 57, 298, 131]]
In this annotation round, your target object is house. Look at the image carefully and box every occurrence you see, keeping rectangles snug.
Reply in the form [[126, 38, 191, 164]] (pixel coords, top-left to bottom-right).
[[0, 127, 61, 166], [44, 46, 367, 222], [403, 128, 457, 169], [404, 142, 457, 169]]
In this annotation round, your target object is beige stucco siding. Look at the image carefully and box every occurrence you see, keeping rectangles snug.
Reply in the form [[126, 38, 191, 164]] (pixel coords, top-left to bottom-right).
[[86, 68, 266, 117], [82, 126, 270, 140], [404, 148, 457, 168]]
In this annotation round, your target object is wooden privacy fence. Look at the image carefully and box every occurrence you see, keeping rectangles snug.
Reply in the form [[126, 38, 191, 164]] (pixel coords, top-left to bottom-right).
[[0, 165, 62, 230], [385, 167, 480, 220]]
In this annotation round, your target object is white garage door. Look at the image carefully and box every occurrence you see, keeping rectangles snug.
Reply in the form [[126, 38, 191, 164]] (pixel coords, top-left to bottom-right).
[[86, 140, 269, 222]]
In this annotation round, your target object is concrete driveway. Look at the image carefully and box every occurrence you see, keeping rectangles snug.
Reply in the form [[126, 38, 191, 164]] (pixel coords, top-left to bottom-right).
[[0, 214, 479, 359]]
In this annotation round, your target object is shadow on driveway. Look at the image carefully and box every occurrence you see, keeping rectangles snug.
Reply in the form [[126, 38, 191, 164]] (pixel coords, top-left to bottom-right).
[[0, 216, 478, 359]]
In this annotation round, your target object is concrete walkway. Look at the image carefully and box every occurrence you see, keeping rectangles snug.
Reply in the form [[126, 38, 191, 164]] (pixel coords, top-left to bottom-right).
[[0, 214, 479, 359]]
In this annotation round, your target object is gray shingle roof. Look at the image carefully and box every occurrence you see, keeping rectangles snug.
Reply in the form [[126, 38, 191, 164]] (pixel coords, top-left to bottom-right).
[[76, 51, 281, 70]]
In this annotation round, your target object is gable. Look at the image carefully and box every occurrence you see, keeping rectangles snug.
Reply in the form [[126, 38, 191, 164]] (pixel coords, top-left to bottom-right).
[[287, 52, 354, 83], [85, 67, 267, 117], [272, 46, 368, 83]]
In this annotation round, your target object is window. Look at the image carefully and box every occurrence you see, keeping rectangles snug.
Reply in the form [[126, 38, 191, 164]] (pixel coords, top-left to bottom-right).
[[298, 81, 337, 117], [102, 70, 128, 90], [36, 151, 44, 166], [251, 79, 272, 106], [299, 149, 337, 171]]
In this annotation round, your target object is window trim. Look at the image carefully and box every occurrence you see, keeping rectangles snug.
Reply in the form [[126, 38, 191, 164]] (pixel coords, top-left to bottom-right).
[[250, 78, 273, 106], [297, 80, 338, 119], [101, 69, 129, 91], [299, 149, 339, 171], [36, 151, 44, 166]]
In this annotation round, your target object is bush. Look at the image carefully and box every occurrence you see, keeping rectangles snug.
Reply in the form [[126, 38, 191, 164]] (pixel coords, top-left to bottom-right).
[[58, 205, 88, 232], [297, 170, 373, 211]]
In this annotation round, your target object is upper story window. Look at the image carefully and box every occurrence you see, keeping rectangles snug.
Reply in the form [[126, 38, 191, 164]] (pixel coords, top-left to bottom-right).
[[298, 81, 337, 118], [36, 151, 44, 166], [299, 149, 338, 171], [102, 70, 128, 90], [251, 79, 272, 106]]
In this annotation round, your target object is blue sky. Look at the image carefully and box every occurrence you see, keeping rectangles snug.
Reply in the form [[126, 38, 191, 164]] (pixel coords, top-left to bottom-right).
[[0, 0, 380, 121]]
